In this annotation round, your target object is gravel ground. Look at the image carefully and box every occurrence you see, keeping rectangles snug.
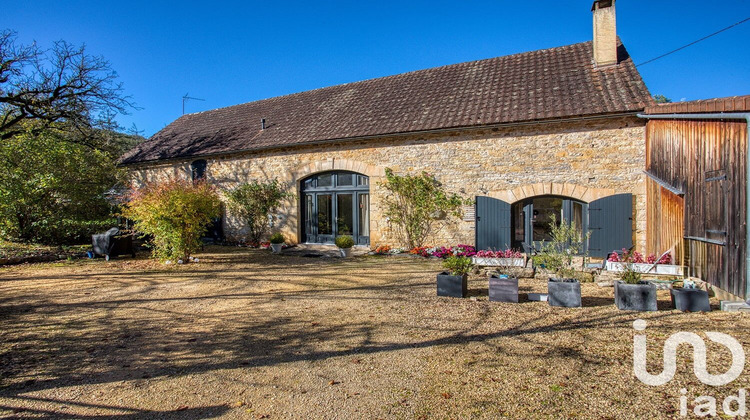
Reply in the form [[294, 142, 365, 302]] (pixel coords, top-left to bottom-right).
[[1, 246, 749, 419]]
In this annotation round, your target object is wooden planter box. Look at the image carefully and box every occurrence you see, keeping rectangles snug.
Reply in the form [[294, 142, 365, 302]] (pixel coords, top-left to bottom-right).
[[472, 257, 525, 267], [605, 261, 682, 276], [489, 275, 518, 303]]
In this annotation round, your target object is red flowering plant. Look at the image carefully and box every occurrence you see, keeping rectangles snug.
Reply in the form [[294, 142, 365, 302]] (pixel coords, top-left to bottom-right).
[[409, 246, 430, 257], [608, 249, 673, 265], [373, 245, 392, 255]]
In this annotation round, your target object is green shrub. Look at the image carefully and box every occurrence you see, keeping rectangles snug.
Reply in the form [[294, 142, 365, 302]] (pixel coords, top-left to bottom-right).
[[379, 168, 469, 249], [619, 264, 643, 284], [122, 179, 221, 261], [533, 215, 589, 280], [0, 127, 126, 245], [335, 235, 355, 249], [443, 256, 473, 276], [269, 232, 285, 244], [225, 180, 293, 244]]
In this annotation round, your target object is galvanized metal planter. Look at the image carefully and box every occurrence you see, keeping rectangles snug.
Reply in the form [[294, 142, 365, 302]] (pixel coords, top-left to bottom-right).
[[472, 257, 525, 267], [547, 278, 582, 308], [614, 281, 657, 311], [270, 243, 283, 254], [670, 288, 711, 312], [489, 274, 518, 303], [437, 272, 467, 298], [605, 261, 682, 276]]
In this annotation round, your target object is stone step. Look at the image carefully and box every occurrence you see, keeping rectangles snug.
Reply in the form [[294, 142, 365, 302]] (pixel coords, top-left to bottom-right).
[[720, 301, 750, 312]]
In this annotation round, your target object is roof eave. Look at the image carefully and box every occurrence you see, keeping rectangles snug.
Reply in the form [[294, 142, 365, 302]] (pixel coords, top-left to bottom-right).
[[120, 110, 644, 167]]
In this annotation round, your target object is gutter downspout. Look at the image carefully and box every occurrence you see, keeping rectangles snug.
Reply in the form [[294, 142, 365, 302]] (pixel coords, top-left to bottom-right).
[[638, 112, 750, 301]]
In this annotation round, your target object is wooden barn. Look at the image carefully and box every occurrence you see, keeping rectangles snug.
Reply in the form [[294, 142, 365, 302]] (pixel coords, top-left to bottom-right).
[[640, 96, 750, 300]]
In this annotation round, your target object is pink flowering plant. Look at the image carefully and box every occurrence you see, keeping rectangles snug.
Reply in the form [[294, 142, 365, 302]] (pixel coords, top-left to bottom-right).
[[407, 244, 477, 258], [608, 249, 673, 265], [475, 249, 523, 258]]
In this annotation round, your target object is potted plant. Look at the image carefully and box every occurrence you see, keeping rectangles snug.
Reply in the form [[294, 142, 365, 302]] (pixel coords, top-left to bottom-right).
[[534, 216, 588, 308], [473, 248, 526, 267], [269, 232, 285, 254], [335, 235, 355, 257], [670, 279, 711, 312], [489, 261, 523, 303], [606, 250, 682, 276], [437, 256, 472, 298], [614, 263, 657, 311]]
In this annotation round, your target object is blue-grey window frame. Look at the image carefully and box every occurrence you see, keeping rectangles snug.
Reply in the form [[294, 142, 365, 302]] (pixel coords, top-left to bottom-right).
[[301, 171, 370, 245]]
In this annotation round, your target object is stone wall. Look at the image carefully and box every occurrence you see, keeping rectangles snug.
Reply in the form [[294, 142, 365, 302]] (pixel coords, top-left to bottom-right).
[[129, 116, 647, 251]]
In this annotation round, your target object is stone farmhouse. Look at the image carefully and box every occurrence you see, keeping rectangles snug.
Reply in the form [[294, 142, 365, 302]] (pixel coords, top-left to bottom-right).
[[121, 0, 654, 258]]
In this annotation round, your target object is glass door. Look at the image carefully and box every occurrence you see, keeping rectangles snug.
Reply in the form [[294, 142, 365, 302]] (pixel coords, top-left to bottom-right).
[[304, 194, 315, 243], [316, 194, 334, 243], [357, 193, 370, 245], [336, 194, 354, 236], [300, 172, 370, 245]]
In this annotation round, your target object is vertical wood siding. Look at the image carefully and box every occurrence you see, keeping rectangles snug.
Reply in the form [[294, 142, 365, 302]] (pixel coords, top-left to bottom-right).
[[646, 119, 747, 297], [646, 177, 685, 264]]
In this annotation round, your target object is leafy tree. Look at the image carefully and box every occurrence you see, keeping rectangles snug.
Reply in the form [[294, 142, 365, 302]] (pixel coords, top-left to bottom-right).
[[532, 215, 589, 279], [653, 94, 672, 104], [224, 180, 293, 244], [123, 179, 222, 262], [380, 168, 468, 249], [0, 30, 134, 143], [0, 126, 125, 244]]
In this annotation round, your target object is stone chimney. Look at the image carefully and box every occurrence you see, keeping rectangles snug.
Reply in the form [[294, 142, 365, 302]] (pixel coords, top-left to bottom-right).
[[592, 0, 617, 67]]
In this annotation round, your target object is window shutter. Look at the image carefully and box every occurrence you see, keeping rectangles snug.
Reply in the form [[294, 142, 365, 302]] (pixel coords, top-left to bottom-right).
[[588, 194, 633, 258], [475, 196, 512, 250]]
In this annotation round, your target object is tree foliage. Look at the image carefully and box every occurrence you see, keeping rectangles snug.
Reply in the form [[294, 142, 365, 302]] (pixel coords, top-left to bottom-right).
[[379, 168, 468, 249], [0, 30, 134, 143], [532, 215, 589, 279], [224, 180, 292, 244], [122, 179, 222, 262], [0, 126, 126, 244], [653, 94, 672, 104]]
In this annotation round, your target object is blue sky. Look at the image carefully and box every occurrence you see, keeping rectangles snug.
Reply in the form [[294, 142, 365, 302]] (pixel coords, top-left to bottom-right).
[[3, 1, 749, 137]]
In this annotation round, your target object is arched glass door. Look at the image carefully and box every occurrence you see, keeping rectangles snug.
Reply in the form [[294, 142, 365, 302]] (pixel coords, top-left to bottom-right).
[[301, 171, 370, 245]]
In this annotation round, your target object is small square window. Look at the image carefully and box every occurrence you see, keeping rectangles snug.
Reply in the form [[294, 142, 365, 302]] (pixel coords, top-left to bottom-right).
[[317, 173, 333, 187], [357, 176, 369, 186], [337, 173, 354, 186]]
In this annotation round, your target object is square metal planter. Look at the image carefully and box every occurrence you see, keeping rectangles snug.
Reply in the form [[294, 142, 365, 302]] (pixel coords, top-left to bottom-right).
[[437, 272, 467, 298], [671, 288, 711, 312], [489, 275, 518, 303], [547, 278, 582, 308], [614, 281, 657, 311]]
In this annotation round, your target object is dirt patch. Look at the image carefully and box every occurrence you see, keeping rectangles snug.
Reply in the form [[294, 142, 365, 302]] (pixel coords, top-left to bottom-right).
[[0, 246, 748, 419]]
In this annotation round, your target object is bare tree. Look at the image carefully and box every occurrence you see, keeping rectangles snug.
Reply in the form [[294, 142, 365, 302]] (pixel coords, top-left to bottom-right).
[[0, 30, 135, 143]]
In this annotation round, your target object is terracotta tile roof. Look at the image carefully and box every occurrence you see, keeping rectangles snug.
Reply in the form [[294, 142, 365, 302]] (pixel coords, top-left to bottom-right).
[[121, 40, 653, 164], [644, 95, 750, 114]]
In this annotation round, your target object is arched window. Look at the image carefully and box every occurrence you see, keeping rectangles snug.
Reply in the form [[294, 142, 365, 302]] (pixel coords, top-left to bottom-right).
[[300, 171, 369, 245], [190, 159, 207, 181]]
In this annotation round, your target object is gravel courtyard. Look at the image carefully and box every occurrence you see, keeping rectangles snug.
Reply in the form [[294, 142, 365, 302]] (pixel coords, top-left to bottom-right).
[[1, 246, 749, 419]]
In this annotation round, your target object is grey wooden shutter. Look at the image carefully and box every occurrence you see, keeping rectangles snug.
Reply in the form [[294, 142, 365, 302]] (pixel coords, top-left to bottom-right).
[[588, 194, 633, 258], [475, 196, 511, 250]]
